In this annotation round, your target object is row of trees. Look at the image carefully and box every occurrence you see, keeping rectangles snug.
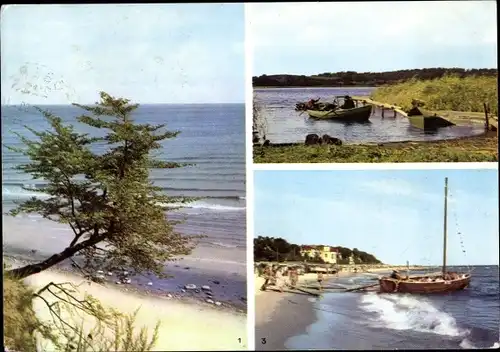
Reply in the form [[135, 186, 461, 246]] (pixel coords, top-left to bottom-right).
[[254, 236, 382, 264], [253, 68, 497, 87]]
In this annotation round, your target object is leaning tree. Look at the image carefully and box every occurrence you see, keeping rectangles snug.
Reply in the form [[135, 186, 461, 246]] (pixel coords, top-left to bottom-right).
[[6, 92, 201, 280]]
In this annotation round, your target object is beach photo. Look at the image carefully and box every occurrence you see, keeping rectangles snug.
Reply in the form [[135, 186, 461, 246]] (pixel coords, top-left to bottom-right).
[[253, 169, 499, 350], [2, 4, 247, 351], [250, 1, 498, 163]]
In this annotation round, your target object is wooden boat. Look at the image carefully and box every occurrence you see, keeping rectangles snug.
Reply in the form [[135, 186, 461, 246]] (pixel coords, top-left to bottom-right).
[[407, 107, 455, 130], [306, 105, 372, 122], [379, 177, 471, 294]]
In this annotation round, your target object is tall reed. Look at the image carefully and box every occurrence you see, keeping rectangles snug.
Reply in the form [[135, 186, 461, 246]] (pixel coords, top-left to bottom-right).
[[371, 74, 498, 115]]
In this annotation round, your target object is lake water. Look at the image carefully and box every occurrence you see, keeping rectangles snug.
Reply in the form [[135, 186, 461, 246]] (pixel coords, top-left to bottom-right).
[[2, 103, 247, 307], [254, 87, 485, 144], [286, 266, 499, 350]]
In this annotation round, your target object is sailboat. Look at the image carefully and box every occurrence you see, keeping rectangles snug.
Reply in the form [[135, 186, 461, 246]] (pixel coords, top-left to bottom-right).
[[379, 177, 472, 294]]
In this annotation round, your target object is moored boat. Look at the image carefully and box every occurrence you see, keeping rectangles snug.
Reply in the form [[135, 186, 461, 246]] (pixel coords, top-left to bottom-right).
[[407, 107, 455, 130], [379, 177, 472, 294], [307, 104, 372, 122]]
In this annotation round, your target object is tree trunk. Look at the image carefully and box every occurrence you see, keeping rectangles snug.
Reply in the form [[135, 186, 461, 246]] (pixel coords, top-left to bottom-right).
[[6, 234, 106, 280]]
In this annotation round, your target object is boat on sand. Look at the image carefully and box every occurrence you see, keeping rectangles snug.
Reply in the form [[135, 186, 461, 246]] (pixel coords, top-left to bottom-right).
[[379, 177, 471, 294]]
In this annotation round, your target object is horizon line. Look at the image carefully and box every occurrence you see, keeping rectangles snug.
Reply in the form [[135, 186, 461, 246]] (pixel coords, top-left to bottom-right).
[[1, 102, 245, 107], [253, 67, 498, 77]]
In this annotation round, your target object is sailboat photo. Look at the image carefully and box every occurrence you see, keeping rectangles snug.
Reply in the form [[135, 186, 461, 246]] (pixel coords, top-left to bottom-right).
[[379, 177, 472, 294]]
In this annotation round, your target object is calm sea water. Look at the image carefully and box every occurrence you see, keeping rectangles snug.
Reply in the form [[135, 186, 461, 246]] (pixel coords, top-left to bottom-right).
[[254, 87, 485, 144], [1, 103, 246, 251], [287, 266, 500, 350]]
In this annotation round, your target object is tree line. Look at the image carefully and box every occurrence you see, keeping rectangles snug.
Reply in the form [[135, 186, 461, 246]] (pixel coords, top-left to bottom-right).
[[253, 68, 497, 87], [254, 236, 382, 264]]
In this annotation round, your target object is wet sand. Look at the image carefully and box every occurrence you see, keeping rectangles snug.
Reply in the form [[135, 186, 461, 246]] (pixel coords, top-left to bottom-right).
[[255, 271, 367, 350], [255, 275, 316, 350], [2, 215, 247, 311]]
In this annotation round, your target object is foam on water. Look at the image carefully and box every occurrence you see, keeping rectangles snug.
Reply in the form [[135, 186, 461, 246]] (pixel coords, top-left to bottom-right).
[[3, 185, 245, 212], [360, 292, 469, 337], [460, 339, 500, 349]]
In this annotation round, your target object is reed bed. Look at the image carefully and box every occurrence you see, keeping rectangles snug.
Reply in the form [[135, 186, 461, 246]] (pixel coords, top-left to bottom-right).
[[370, 74, 498, 116]]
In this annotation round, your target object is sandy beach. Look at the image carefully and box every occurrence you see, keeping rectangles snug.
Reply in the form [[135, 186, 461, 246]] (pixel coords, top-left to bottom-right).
[[255, 272, 351, 350], [24, 269, 247, 351]]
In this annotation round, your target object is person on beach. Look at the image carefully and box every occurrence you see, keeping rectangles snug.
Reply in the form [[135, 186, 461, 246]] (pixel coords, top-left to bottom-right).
[[260, 265, 272, 291], [275, 267, 285, 293], [289, 268, 298, 288], [317, 271, 324, 291]]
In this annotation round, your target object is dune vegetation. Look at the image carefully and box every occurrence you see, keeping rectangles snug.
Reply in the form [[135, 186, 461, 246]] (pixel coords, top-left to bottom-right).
[[3, 266, 159, 352], [370, 74, 498, 116]]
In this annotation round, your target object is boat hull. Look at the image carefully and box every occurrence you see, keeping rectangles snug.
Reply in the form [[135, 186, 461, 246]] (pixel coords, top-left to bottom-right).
[[306, 105, 372, 122], [379, 274, 471, 294], [407, 108, 455, 130]]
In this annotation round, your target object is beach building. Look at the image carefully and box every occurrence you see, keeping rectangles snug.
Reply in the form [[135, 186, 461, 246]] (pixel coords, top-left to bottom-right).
[[300, 245, 341, 264]]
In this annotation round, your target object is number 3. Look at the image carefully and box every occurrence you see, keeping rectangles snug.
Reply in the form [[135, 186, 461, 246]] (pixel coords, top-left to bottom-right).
[[261, 338, 267, 344]]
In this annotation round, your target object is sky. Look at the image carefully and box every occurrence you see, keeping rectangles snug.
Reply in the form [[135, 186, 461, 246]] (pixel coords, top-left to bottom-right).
[[0, 4, 244, 105], [249, 1, 498, 75], [254, 169, 499, 266]]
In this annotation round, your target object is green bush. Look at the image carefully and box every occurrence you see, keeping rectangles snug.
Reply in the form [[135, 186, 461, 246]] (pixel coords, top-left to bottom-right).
[[3, 268, 160, 352], [371, 74, 498, 115]]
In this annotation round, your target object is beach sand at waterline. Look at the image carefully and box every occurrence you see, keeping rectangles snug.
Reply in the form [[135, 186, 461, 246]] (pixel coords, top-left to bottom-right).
[[254, 272, 354, 350], [26, 270, 247, 351]]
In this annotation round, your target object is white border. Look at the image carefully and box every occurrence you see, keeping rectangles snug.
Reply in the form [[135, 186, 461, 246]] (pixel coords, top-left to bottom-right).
[[253, 162, 499, 171], [244, 3, 255, 350]]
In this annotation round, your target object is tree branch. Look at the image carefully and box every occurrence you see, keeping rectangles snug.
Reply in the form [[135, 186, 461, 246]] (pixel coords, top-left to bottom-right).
[[6, 232, 108, 279]]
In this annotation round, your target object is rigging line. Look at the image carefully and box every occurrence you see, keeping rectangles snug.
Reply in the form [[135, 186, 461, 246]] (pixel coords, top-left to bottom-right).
[[449, 190, 471, 273]]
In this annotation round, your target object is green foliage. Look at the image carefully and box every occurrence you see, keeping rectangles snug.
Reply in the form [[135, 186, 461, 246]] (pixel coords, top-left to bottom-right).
[[371, 74, 498, 115], [253, 68, 497, 88], [253, 134, 498, 163], [52, 308, 160, 352], [6, 92, 202, 279], [3, 268, 59, 352], [3, 266, 160, 352], [253, 237, 381, 264], [254, 236, 304, 262]]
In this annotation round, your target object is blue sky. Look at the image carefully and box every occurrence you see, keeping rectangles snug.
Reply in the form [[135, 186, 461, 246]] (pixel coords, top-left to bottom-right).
[[254, 169, 499, 266], [1, 4, 244, 105], [249, 1, 497, 75]]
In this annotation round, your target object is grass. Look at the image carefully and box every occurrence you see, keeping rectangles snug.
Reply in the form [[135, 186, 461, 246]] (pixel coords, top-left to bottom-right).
[[3, 265, 159, 352], [254, 132, 498, 163], [370, 74, 498, 116]]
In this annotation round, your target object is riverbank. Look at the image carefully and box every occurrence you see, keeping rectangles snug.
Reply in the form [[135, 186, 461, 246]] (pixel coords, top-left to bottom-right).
[[254, 130, 498, 163], [18, 268, 247, 351]]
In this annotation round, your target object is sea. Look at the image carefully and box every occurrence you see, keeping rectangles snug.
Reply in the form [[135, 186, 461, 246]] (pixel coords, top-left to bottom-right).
[[286, 266, 500, 350], [254, 87, 485, 144], [2, 103, 247, 307]]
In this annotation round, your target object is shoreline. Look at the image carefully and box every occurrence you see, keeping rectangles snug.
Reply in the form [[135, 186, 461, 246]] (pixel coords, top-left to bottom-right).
[[255, 274, 317, 350], [254, 131, 497, 163], [255, 271, 360, 350], [4, 253, 247, 313], [19, 268, 247, 351]]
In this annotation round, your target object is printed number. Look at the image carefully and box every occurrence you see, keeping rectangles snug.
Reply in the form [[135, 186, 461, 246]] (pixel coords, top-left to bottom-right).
[[238, 338, 241, 343], [261, 338, 267, 344]]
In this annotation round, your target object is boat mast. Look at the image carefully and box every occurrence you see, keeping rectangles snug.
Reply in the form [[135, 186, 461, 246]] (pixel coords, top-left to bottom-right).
[[442, 177, 448, 276]]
